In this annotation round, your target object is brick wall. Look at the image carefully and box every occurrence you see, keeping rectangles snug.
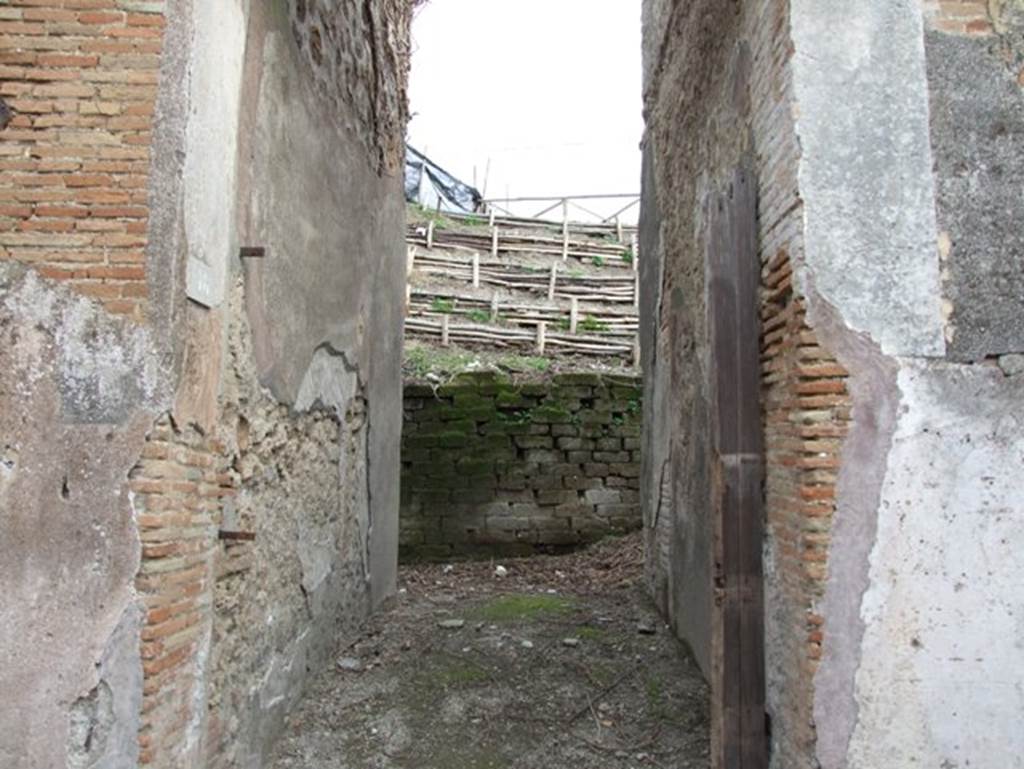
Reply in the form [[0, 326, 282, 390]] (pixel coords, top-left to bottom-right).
[[400, 372, 643, 559], [760, 252, 851, 765], [921, 0, 994, 35], [130, 415, 235, 767], [0, 0, 165, 321]]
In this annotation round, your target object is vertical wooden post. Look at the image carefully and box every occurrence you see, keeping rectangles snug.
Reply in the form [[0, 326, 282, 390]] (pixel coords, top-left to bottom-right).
[[632, 336, 641, 369], [708, 164, 766, 769], [489, 291, 500, 322], [440, 313, 450, 347], [426, 220, 435, 250], [561, 199, 570, 261], [616, 217, 624, 243], [472, 254, 480, 288], [405, 284, 411, 314], [488, 208, 496, 227], [407, 245, 417, 276], [634, 272, 640, 310], [535, 321, 546, 354], [548, 263, 558, 301], [569, 297, 579, 334], [491, 226, 499, 259]]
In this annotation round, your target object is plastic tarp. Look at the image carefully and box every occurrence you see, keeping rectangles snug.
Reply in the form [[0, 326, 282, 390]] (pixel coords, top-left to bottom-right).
[[405, 145, 482, 214]]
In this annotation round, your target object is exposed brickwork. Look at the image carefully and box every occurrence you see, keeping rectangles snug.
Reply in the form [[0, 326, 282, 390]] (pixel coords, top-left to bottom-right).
[[921, 0, 995, 35], [760, 252, 851, 766], [0, 0, 166, 321], [401, 372, 642, 559], [131, 415, 236, 767]]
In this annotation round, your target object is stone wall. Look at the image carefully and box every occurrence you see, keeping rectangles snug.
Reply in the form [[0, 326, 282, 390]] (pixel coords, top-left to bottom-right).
[[642, 1, 1024, 767], [400, 372, 643, 560], [0, 2, 410, 768]]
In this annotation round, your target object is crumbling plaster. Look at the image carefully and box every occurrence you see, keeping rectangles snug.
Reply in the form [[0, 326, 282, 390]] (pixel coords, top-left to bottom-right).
[[790, 3, 1024, 768], [0, 266, 164, 769], [0, 0, 408, 766], [642, 0, 1024, 766]]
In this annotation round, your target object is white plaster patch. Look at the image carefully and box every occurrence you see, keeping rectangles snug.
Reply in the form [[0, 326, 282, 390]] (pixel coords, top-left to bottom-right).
[[183, 0, 248, 308], [848, 359, 1024, 767], [790, 0, 946, 357]]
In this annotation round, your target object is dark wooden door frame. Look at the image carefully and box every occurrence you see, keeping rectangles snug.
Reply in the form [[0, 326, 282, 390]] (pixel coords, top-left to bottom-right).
[[707, 163, 768, 769]]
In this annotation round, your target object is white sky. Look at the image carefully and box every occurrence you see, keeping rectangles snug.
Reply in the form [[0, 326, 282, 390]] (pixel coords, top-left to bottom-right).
[[408, 1, 643, 222]]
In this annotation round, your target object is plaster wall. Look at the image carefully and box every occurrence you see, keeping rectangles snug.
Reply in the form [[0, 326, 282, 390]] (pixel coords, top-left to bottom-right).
[[0, 1, 409, 766], [642, 0, 1024, 767]]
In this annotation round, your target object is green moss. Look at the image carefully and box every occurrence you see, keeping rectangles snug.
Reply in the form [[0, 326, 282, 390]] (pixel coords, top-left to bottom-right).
[[576, 625, 607, 641], [431, 297, 455, 313], [431, 661, 489, 688], [468, 593, 575, 622]]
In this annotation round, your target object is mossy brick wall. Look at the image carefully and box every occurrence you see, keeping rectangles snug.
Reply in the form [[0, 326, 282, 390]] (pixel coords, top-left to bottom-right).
[[400, 372, 643, 559]]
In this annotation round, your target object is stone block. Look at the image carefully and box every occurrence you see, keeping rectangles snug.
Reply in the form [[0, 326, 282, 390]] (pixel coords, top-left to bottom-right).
[[594, 451, 630, 463], [524, 449, 561, 464], [553, 373, 602, 386], [609, 463, 640, 478], [585, 488, 622, 505], [536, 489, 578, 506], [515, 435, 554, 449]]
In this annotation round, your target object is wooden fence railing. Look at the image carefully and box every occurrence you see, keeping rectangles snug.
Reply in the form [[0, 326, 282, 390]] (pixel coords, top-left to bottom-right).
[[407, 290, 638, 338], [408, 249, 640, 307], [405, 316, 638, 362]]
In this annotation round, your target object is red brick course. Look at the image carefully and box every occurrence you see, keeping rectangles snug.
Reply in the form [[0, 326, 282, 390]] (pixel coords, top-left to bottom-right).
[[761, 250, 851, 766], [922, 0, 994, 35], [130, 415, 238, 767], [0, 0, 165, 321]]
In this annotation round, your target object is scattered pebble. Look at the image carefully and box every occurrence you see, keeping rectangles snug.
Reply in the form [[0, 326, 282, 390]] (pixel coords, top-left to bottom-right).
[[494, 565, 508, 578], [561, 637, 580, 647], [637, 622, 657, 635], [442, 564, 454, 574], [520, 640, 534, 649], [437, 619, 465, 629], [336, 657, 362, 672]]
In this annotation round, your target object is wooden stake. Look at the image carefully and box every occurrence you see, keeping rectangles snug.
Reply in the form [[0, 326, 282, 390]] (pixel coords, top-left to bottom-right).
[[407, 245, 417, 276], [472, 254, 480, 288], [490, 291, 500, 322], [489, 208, 496, 227], [535, 321, 546, 354], [632, 336, 641, 369], [491, 226, 499, 258], [426, 220, 435, 250], [634, 272, 640, 310], [616, 218, 624, 243], [441, 313, 450, 347], [569, 297, 579, 334], [548, 263, 558, 301], [565, 199, 573, 261]]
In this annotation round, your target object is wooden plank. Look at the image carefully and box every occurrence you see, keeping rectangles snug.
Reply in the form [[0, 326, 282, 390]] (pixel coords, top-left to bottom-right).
[[707, 161, 767, 769]]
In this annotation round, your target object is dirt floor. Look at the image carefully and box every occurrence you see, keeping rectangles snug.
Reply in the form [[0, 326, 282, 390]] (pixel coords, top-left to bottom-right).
[[270, 534, 710, 769]]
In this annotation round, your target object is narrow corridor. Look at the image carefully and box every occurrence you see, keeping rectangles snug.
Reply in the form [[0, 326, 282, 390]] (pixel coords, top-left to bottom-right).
[[270, 534, 710, 769]]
